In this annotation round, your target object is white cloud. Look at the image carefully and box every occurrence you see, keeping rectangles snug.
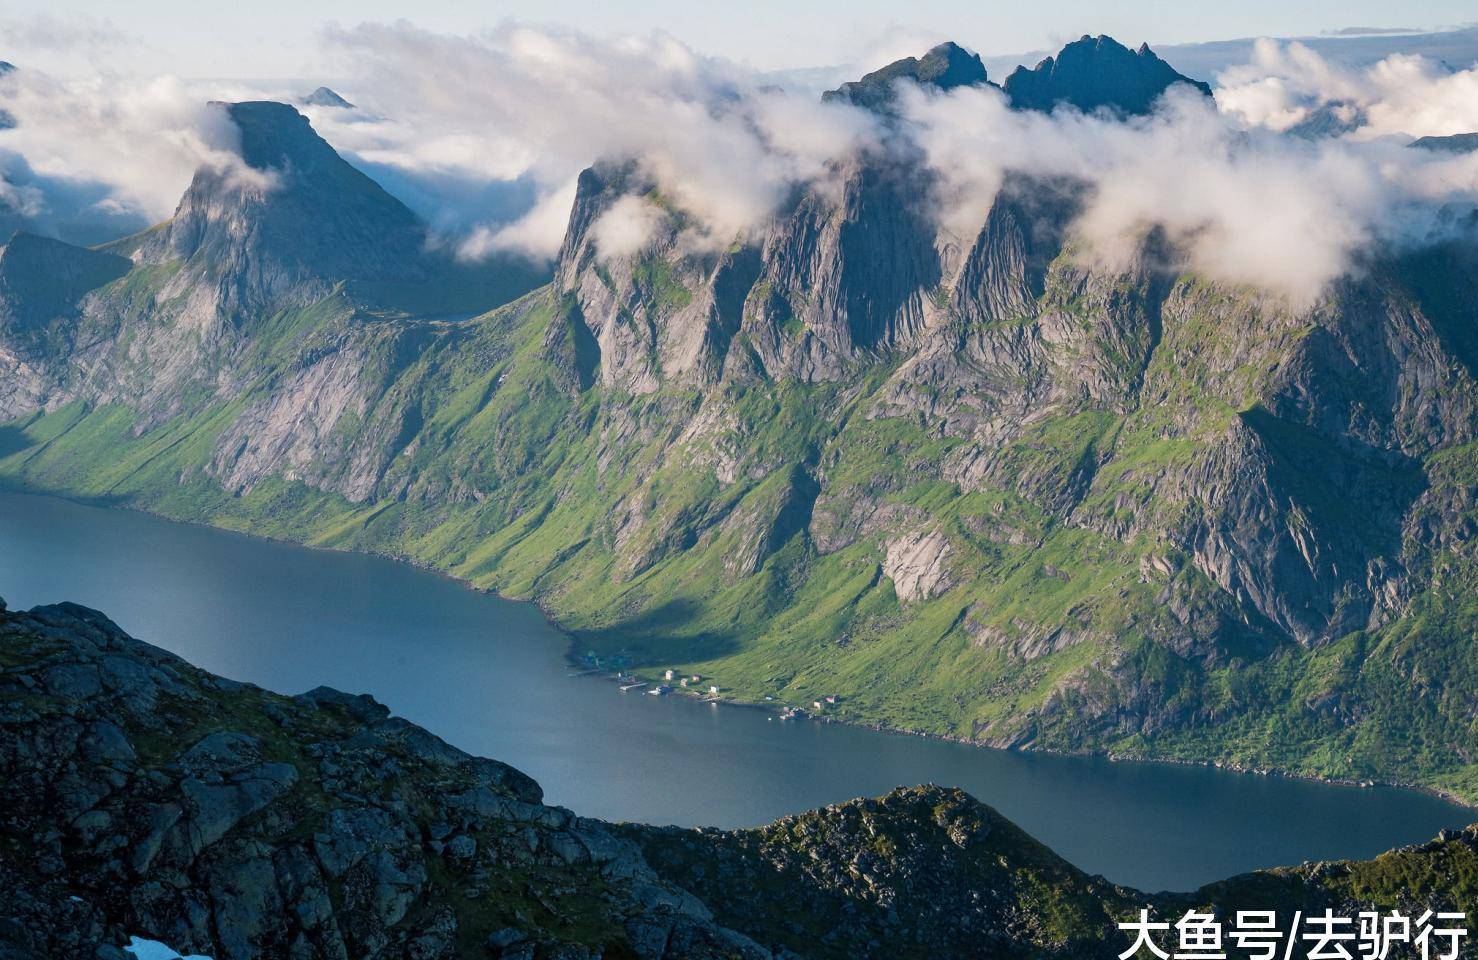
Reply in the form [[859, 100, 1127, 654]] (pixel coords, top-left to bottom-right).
[[318, 21, 877, 252], [901, 81, 1478, 305], [0, 21, 1476, 303], [589, 194, 667, 260], [0, 70, 273, 224], [459, 176, 579, 260], [1217, 38, 1478, 139]]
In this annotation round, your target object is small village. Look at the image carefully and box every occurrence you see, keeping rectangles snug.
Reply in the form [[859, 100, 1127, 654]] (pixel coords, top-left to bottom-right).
[[578, 651, 840, 721]]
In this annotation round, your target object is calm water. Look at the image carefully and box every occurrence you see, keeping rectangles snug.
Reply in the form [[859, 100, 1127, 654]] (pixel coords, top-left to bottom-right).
[[0, 489, 1469, 892]]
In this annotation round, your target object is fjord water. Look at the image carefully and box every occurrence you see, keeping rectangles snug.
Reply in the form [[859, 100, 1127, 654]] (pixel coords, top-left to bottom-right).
[[1, 490, 1468, 892]]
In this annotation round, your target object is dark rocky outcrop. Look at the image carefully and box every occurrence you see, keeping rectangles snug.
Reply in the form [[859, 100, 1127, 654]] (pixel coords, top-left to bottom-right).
[[1003, 35, 1212, 115], [4, 600, 1478, 960], [0, 601, 773, 960]]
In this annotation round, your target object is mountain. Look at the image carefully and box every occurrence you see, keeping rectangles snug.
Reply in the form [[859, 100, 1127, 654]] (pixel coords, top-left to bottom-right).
[[136, 100, 433, 318], [822, 41, 992, 111], [0, 232, 128, 414], [818, 35, 1211, 118], [0, 98, 544, 426], [1286, 100, 1366, 139], [0, 38, 1476, 806], [1412, 133, 1478, 154], [0, 59, 15, 130], [1003, 34, 1214, 114], [302, 85, 355, 109], [0, 231, 129, 340], [4, 598, 1475, 960]]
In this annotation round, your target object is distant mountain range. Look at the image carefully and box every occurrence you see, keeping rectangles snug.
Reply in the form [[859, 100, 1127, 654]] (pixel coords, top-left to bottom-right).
[[1, 35, 1477, 807], [979, 23, 1478, 85], [823, 35, 1210, 115]]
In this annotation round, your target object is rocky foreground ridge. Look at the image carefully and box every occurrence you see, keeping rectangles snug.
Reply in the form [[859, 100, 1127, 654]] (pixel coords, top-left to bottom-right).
[[3, 600, 1478, 960], [0, 35, 1477, 803]]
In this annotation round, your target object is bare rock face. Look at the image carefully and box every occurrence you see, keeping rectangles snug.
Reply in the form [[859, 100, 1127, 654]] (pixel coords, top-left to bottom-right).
[[0, 231, 129, 417], [748, 155, 946, 370], [137, 101, 431, 322], [883, 527, 954, 601], [554, 164, 762, 392], [950, 179, 1076, 325]]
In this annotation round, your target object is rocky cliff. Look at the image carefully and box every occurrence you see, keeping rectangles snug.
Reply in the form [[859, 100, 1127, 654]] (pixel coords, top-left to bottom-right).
[[0, 37, 1476, 805], [3, 599, 1476, 960]]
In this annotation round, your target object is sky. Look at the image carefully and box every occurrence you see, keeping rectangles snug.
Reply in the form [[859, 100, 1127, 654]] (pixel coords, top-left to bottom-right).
[[3, 0, 1477, 78]]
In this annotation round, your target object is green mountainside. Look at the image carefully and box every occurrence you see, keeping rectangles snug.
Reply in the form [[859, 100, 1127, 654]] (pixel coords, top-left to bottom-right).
[[1, 39, 1476, 802], [4, 598, 1477, 959]]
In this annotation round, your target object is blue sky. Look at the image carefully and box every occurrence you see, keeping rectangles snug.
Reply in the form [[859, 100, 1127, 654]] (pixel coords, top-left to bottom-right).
[[4, 0, 1477, 77]]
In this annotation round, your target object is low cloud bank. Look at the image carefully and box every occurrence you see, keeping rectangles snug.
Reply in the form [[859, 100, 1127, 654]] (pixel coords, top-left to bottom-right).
[[1, 22, 1477, 302]]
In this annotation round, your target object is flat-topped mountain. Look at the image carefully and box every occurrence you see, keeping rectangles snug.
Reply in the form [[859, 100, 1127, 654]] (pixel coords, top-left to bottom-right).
[[1003, 34, 1213, 114], [3, 599, 1476, 959]]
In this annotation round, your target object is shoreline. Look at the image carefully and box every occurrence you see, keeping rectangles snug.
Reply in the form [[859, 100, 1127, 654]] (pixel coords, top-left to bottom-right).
[[3, 479, 1475, 814], [581, 659, 1478, 812]]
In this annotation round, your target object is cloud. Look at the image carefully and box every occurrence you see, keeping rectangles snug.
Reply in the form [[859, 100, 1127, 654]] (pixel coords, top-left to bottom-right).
[[0, 20, 1476, 305], [0, 13, 134, 55], [458, 176, 578, 260], [0, 69, 270, 237], [588, 194, 668, 260], [1217, 38, 1478, 138], [317, 21, 877, 254], [900, 80, 1478, 304]]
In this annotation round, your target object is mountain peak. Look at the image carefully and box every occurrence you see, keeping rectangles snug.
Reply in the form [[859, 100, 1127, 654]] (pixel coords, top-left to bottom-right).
[[210, 100, 350, 175], [0, 60, 16, 131], [140, 100, 429, 313], [302, 85, 355, 109], [1003, 34, 1212, 116], [823, 40, 991, 112], [1410, 132, 1478, 154]]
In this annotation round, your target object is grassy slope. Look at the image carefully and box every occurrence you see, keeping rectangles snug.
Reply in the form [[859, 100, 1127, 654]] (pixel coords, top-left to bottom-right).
[[4, 270, 1477, 802]]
